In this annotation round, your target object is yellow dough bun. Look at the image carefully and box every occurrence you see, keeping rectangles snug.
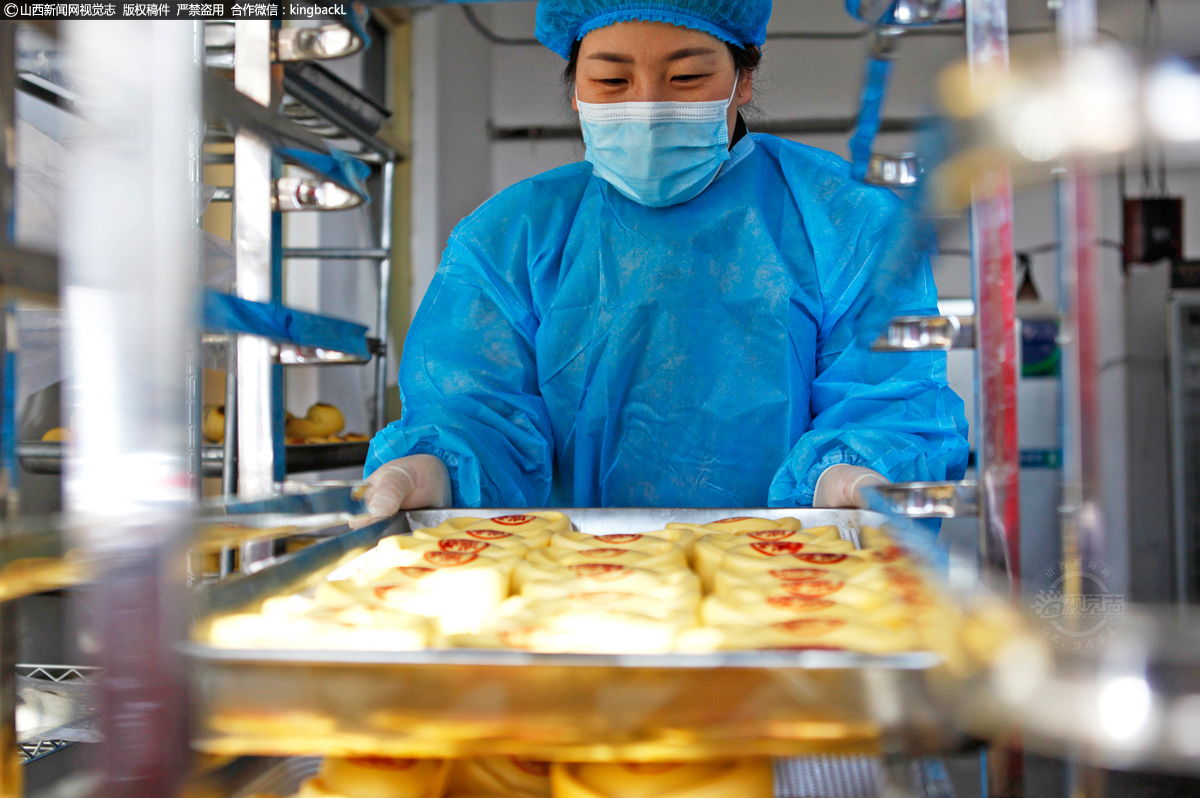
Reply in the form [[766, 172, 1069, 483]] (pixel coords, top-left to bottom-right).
[[550, 529, 697, 556], [524, 542, 687, 572], [299, 757, 449, 798], [207, 598, 430, 651], [700, 593, 908, 631], [718, 548, 879, 581], [286, 416, 325, 440], [520, 566, 700, 606], [447, 757, 550, 798], [41, 427, 72, 442], [666, 516, 806, 536], [453, 607, 684, 654], [552, 761, 774, 798], [676, 618, 918, 655], [306, 403, 346, 437], [387, 536, 529, 561], [317, 567, 508, 636], [713, 575, 891, 612], [413, 526, 550, 550], [201, 404, 225, 443], [497, 594, 697, 626], [438, 512, 572, 536], [694, 531, 852, 592]]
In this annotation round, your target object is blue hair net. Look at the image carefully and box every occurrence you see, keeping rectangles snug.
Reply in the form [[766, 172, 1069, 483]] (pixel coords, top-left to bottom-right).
[[536, 0, 772, 59]]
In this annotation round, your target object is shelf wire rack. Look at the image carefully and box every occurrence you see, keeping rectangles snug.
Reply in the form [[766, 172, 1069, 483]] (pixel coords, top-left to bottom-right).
[[15, 664, 100, 764]]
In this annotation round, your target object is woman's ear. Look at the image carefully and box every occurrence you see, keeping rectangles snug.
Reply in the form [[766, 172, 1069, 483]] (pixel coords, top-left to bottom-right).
[[737, 71, 754, 108], [571, 90, 578, 112]]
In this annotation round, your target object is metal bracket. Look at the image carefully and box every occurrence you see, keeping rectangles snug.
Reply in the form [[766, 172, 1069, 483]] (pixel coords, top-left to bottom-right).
[[274, 176, 365, 212], [864, 481, 979, 518], [873, 314, 976, 351], [865, 153, 923, 187], [852, 0, 964, 26], [205, 20, 366, 64], [272, 340, 377, 365], [276, 23, 366, 63]]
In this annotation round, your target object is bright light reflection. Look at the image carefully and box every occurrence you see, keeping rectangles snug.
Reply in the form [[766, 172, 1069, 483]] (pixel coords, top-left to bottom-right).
[[1098, 676, 1152, 743], [1062, 46, 1139, 153], [1147, 62, 1200, 142], [1012, 94, 1067, 162]]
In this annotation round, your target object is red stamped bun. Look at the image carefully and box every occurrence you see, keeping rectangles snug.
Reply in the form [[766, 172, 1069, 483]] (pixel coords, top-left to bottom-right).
[[747, 529, 798, 541], [750, 541, 806, 556], [424, 550, 478, 566], [466, 529, 514, 540], [568, 563, 630, 581], [772, 618, 846, 636], [438, 538, 489, 553], [594, 534, 642, 544], [491, 514, 536, 526]]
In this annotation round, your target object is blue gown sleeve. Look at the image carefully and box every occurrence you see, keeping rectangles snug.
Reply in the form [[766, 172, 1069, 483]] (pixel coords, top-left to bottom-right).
[[768, 188, 970, 507], [364, 218, 556, 508]]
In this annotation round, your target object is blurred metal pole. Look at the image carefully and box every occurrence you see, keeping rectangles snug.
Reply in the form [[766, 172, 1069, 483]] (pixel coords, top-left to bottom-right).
[[1056, 0, 1102, 607], [234, 21, 282, 501], [0, 23, 18, 798], [62, 20, 201, 798], [965, 2, 1021, 796], [373, 158, 394, 433], [966, 0, 1021, 589], [1055, 3, 1104, 798]]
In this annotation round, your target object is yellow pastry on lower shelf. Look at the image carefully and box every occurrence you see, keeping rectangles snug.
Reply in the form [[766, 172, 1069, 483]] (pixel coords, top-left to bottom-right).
[[552, 761, 774, 798], [446, 757, 550, 798], [298, 757, 449, 798]]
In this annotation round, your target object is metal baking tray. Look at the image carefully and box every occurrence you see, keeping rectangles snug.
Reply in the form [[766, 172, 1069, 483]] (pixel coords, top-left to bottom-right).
[[186, 508, 969, 761]]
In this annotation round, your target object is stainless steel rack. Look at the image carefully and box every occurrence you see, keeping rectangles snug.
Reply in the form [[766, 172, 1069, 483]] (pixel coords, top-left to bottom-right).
[[15, 664, 100, 765], [205, 18, 401, 497]]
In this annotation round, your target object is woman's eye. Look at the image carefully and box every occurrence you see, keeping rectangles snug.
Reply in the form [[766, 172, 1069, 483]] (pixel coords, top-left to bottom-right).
[[597, 78, 627, 87], [671, 74, 706, 83]]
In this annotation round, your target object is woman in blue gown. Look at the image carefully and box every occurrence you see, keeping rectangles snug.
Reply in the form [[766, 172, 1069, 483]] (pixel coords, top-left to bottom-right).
[[357, 0, 969, 518]]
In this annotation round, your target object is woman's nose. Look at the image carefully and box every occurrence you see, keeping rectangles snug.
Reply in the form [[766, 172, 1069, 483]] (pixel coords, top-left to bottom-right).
[[627, 80, 668, 103]]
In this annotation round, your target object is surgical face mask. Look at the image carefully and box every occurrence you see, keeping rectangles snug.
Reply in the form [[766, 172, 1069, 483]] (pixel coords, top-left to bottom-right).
[[577, 76, 739, 208]]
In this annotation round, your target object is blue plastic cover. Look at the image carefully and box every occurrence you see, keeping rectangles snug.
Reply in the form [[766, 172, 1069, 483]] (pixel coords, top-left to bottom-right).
[[848, 56, 894, 182], [844, 0, 899, 24], [367, 133, 969, 509], [278, 147, 372, 202], [535, 0, 772, 59], [204, 291, 370, 360]]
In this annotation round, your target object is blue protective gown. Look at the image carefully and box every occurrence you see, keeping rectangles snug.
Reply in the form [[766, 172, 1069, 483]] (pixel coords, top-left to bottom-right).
[[367, 133, 969, 508]]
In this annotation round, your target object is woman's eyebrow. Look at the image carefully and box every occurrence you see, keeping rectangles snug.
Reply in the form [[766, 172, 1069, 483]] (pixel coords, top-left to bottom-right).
[[666, 47, 718, 61], [586, 52, 635, 63]]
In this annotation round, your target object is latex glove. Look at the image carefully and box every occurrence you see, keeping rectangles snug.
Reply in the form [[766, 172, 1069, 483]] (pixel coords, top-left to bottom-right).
[[812, 464, 888, 509], [349, 454, 452, 529]]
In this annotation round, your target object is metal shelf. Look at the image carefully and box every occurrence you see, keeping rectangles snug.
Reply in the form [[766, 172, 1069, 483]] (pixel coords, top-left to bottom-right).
[[204, 332, 381, 367], [18, 441, 370, 478], [15, 665, 100, 764]]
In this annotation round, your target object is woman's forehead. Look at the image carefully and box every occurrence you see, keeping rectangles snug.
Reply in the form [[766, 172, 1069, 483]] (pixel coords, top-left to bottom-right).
[[579, 20, 726, 59]]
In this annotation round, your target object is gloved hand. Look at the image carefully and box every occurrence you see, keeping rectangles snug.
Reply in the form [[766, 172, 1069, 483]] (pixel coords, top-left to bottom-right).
[[349, 454, 452, 529], [812, 464, 888, 509]]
